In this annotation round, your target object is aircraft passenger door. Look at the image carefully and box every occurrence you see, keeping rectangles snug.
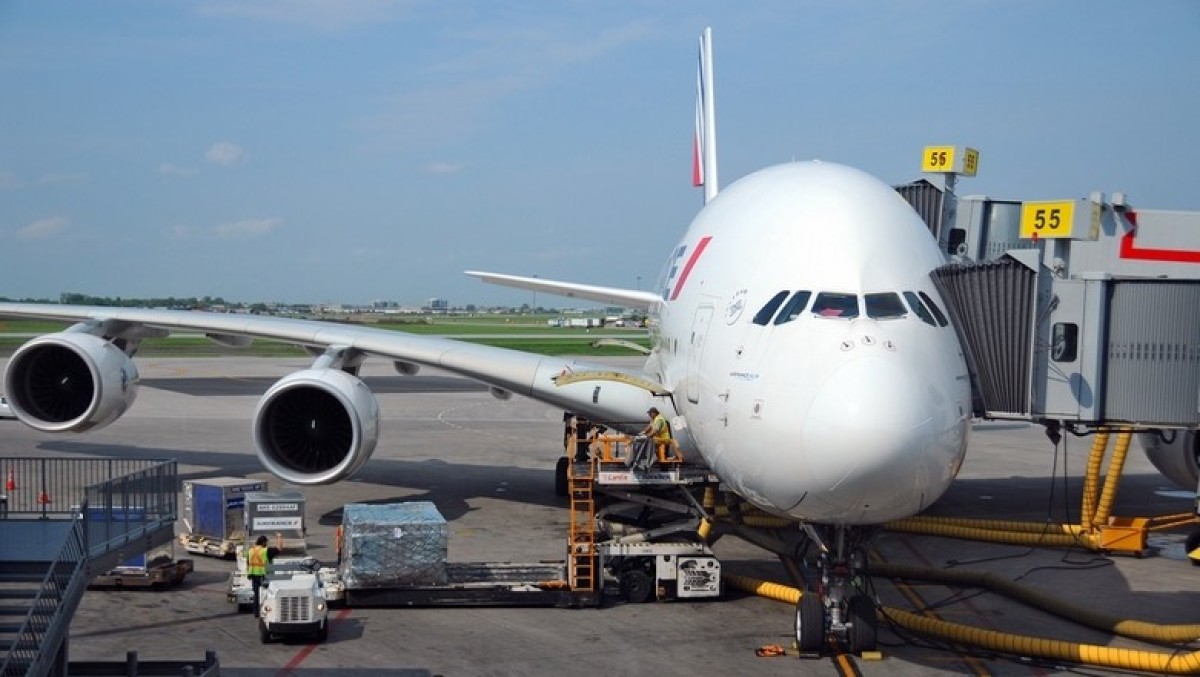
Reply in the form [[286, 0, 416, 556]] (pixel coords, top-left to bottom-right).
[[686, 306, 713, 404]]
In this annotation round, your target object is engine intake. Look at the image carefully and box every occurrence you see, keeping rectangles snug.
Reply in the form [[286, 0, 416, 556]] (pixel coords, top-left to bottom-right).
[[1140, 430, 1200, 490], [3, 333, 139, 432], [254, 369, 380, 485]]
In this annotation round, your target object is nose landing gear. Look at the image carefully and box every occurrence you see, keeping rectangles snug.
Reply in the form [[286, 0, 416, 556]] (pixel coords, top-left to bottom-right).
[[793, 524, 878, 655]]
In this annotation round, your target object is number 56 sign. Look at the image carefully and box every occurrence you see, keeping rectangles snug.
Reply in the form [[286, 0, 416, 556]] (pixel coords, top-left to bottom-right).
[[921, 146, 979, 177]]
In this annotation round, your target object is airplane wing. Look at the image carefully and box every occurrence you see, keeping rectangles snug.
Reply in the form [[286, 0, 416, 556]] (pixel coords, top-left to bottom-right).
[[0, 302, 670, 484], [464, 271, 662, 311]]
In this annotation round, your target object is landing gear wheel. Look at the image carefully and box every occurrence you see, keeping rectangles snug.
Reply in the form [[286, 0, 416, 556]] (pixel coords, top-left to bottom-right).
[[620, 569, 653, 604], [795, 592, 826, 654], [554, 456, 569, 497], [846, 594, 878, 654], [1186, 529, 1200, 567]]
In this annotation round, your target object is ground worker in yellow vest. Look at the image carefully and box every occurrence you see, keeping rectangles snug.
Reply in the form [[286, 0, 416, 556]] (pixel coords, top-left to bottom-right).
[[247, 535, 272, 614], [630, 407, 671, 471]]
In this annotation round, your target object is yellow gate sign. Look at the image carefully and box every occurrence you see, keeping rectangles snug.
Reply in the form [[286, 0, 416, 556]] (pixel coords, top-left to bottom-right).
[[921, 146, 979, 176], [1020, 200, 1076, 239]]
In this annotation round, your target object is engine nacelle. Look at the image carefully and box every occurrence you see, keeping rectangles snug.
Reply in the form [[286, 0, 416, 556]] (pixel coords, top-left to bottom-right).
[[1140, 430, 1200, 490], [3, 332, 139, 433], [253, 369, 380, 485]]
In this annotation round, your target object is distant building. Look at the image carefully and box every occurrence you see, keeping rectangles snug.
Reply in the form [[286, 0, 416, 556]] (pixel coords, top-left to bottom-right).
[[428, 297, 449, 312]]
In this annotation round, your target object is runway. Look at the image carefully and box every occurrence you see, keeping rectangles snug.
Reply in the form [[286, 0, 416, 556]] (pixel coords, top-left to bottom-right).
[[1, 356, 1197, 676]]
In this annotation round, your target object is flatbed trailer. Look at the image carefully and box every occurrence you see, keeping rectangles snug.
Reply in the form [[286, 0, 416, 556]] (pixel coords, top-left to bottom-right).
[[343, 562, 597, 608], [89, 559, 194, 589], [179, 531, 242, 558]]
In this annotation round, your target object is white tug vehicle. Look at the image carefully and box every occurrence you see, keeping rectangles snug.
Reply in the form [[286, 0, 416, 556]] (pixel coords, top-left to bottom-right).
[[229, 552, 339, 643]]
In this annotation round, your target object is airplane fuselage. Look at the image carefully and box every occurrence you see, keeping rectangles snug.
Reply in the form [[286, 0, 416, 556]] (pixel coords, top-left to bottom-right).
[[650, 161, 972, 525]]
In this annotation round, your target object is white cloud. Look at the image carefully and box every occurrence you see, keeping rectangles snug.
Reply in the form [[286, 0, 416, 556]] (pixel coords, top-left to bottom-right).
[[426, 162, 465, 175], [17, 216, 68, 240], [0, 172, 23, 190], [215, 217, 281, 239], [359, 21, 654, 150], [37, 172, 88, 185], [205, 142, 246, 166], [171, 225, 193, 239], [436, 22, 654, 78], [160, 163, 199, 177], [196, 0, 416, 31]]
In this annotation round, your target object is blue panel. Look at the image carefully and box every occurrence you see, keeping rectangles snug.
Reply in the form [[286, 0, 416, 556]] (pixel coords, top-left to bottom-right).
[[194, 484, 225, 538], [121, 552, 147, 568], [87, 506, 146, 522]]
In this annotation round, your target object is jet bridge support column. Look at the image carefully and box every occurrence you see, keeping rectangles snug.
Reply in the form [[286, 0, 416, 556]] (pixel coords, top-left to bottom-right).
[[1190, 474, 1200, 564]]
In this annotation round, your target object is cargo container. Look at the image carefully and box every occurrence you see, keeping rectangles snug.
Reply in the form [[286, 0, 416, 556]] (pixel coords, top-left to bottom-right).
[[183, 477, 268, 539], [244, 490, 307, 553], [180, 477, 268, 557], [339, 502, 449, 590]]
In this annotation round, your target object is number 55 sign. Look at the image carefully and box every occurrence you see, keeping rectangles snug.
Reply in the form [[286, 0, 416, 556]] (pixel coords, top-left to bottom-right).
[[1020, 200, 1079, 239]]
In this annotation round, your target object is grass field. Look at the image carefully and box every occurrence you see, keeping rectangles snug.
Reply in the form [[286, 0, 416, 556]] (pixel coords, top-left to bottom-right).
[[0, 317, 651, 358]]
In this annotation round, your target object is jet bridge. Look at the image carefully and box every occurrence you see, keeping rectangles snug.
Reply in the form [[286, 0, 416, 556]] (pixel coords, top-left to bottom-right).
[[931, 192, 1200, 428], [905, 190, 1200, 559]]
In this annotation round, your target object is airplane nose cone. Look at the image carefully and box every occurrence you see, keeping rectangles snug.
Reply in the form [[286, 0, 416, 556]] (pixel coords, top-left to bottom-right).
[[797, 355, 935, 520]]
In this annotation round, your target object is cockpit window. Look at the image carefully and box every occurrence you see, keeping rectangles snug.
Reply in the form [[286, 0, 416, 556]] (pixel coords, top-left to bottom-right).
[[903, 291, 937, 326], [864, 292, 906, 320], [918, 291, 949, 327], [752, 290, 790, 326], [812, 292, 859, 319], [773, 291, 812, 325]]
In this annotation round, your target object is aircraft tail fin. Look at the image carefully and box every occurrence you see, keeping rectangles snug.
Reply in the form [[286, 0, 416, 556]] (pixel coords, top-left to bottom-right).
[[693, 27, 719, 203]]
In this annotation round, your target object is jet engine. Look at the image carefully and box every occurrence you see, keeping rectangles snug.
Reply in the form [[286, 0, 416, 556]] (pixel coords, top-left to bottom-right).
[[253, 369, 380, 485], [2, 332, 139, 433], [1140, 430, 1200, 490]]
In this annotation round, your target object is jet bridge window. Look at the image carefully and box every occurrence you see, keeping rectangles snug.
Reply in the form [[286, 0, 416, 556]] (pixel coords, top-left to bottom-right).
[[864, 292, 906, 320], [812, 292, 859, 319], [918, 291, 949, 327], [773, 291, 812, 325], [752, 290, 790, 326], [1052, 322, 1079, 362], [902, 291, 937, 326]]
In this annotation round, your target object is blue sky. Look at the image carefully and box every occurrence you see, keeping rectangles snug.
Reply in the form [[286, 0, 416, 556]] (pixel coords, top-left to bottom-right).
[[2, 1, 1197, 306]]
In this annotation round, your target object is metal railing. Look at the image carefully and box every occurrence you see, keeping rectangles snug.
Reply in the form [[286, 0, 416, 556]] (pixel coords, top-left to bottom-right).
[[0, 458, 167, 519], [0, 519, 87, 677], [82, 461, 177, 556], [68, 650, 220, 677], [0, 458, 179, 677]]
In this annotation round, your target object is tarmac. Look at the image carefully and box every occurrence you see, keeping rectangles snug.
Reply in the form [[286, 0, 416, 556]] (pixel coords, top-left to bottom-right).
[[2, 356, 1198, 676]]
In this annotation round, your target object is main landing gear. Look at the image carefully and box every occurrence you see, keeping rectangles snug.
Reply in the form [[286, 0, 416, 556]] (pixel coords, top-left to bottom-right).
[[792, 524, 878, 655]]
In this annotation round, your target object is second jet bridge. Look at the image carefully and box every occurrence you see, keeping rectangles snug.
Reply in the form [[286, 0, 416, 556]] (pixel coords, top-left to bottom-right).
[[930, 193, 1200, 429]]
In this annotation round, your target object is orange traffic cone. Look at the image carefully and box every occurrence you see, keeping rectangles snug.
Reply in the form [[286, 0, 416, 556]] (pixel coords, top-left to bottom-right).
[[4, 469, 14, 492], [37, 490, 51, 505]]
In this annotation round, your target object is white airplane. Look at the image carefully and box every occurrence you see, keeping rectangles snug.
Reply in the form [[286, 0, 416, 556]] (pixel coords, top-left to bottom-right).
[[0, 28, 975, 651]]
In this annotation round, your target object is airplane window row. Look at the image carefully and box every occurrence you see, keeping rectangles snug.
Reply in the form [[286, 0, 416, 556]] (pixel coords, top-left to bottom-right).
[[751, 289, 949, 326]]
